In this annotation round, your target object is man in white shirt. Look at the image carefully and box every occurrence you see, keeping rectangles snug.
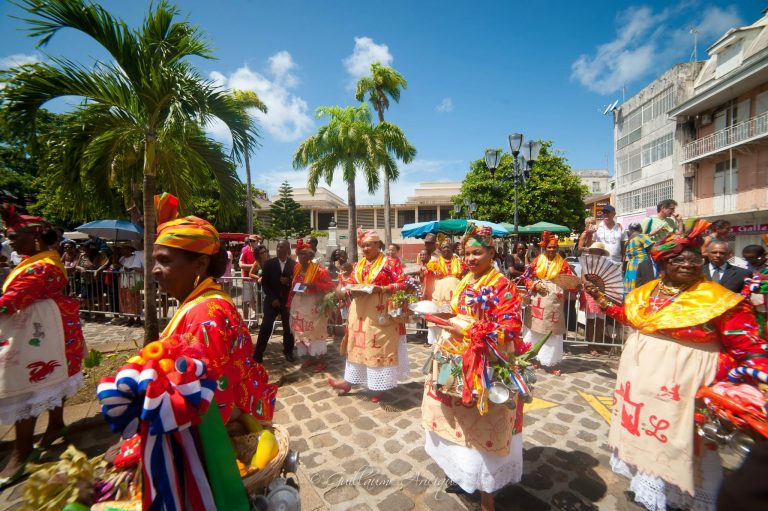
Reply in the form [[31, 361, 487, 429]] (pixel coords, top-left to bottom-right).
[[593, 205, 625, 265]]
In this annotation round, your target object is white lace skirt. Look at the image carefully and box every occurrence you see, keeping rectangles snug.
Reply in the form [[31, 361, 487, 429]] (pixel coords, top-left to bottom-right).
[[427, 326, 441, 345], [297, 340, 328, 357], [424, 431, 523, 494], [524, 328, 563, 367], [0, 373, 83, 424], [610, 449, 722, 511], [344, 335, 409, 391]]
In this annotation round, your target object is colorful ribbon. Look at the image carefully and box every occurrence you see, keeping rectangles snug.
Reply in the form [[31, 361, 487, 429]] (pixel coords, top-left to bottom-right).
[[728, 365, 768, 385], [98, 356, 219, 511], [464, 286, 499, 312]]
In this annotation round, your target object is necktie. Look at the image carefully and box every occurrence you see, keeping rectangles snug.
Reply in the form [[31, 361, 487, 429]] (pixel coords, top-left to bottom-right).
[[713, 267, 721, 282]]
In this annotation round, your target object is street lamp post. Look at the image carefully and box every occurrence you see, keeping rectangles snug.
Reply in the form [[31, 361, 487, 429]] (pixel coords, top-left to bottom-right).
[[485, 136, 541, 235], [462, 198, 478, 220]]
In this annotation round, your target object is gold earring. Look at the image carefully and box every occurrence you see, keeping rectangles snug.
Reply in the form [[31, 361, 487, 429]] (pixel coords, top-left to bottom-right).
[[193, 275, 200, 288], [34, 238, 41, 251]]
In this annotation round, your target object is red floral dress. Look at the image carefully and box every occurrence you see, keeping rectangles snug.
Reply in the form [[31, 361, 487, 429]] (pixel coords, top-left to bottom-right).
[[0, 258, 84, 376]]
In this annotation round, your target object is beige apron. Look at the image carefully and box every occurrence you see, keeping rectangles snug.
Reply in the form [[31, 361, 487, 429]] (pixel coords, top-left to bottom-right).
[[524, 281, 565, 335], [427, 275, 460, 331], [610, 330, 719, 495], [344, 292, 400, 368], [289, 293, 328, 345]]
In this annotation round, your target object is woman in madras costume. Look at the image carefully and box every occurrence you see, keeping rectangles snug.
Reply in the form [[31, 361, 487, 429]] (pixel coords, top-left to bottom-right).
[[521, 231, 575, 375], [585, 220, 768, 511], [97, 194, 274, 511], [288, 238, 335, 372], [426, 235, 468, 345], [328, 228, 409, 403], [0, 206, 85, 488], [421, 224, 526, 511]]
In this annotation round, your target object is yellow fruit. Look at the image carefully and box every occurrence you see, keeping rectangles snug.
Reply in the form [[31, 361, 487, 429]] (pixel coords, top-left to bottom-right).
[[238, 414, 263, 434], [143, 341, 165, 360], [158, 358, 174, 374], [127, 356, 145, 365], [252, 430, 278, 469]]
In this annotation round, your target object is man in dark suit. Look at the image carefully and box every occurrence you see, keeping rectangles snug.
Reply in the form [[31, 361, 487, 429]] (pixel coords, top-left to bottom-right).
[[704, 241, 751, 294], [636, 258, 658, 289], [254, 240, 297, 363]]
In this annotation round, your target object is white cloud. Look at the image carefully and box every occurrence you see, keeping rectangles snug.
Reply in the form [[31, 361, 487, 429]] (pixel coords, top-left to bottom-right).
[[436, 97, 454, 113], [208, 52, 312, 144], [571, 4, 744, 95], [259, 159, 464, 205], [0, 52, 41, 69], [343, 37, 393, 83]]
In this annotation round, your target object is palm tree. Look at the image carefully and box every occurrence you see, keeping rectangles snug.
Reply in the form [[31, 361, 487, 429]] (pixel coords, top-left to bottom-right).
[[2, 0, 256, 342], [293, 104, 415, 261], [355, 63, 408, 246], [232, 90, 267, 235]]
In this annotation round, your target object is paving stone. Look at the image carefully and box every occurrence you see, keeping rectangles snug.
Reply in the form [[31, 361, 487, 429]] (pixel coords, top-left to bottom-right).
[[395, 418, 411, 429], [551, 489, 598, 510], [383, 439, 402, 454], [542, 423, 569, 436], [352, 432, 376, 448], [580, 417, 600, 430], [353, 416, 378, 430], [284, 394, 305, 405], [530, 430, 556, 446], [323, 484, 360, 504], [346, 504, 374, 511], [577, 430, 598, 443], [403, 430, 421, 443], [418, 492, 468, 511], [556, 412, 575, 422], [305, 418, 326, 432], [292, 403, 311, 420], [522, 470, 555, 491], [387, 459, 412, 476], [324, 412, 344, 424], [571, 378, 591, 388], [377, 491, 415, 510], [407, 446, 430, 462], [563, 403, 586, 413], [569, 474, 608, 501], [310, 432, 337, 449], [331, 444, 354, 459]]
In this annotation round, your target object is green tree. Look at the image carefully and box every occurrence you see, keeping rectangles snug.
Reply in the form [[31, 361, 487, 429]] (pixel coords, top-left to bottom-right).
[[232, 90, 267, 235], [293, 104, 416, 260], [355, 63, 411, 246], [2, 0, 256, 342], [454, 142, 587, 231], [269, 181, 310, 240]]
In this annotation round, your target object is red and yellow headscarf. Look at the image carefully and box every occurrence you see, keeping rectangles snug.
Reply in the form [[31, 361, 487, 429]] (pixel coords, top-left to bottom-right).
[[539, 231, 558, 248], [462, 222, 492, 248], [1, 204, 49, 235], [357, 226, 380, 247], [650, 219, 710, 262], [295, 238, 314, 255], [154, 193, 220, 255]]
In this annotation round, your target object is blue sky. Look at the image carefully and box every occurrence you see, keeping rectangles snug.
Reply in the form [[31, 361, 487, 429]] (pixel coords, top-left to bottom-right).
[[0, 0, 758, 204]]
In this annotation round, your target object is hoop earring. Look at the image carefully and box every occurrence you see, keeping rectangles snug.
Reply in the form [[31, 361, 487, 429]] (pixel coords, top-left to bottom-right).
[[193, 275, 200, 288], [34, 238, 41, 252]]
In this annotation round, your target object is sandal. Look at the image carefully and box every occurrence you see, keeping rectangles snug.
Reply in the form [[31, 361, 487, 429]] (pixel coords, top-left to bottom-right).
[[34, 425, 70, 450], [370, 395, 381, 403], [327, 378, 352, 395], [550, 368, 562, 376], [312, 361, 327, 373]]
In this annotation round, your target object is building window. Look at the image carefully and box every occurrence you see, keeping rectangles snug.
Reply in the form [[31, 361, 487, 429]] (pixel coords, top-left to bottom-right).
[[419, 208, 437, 222], [397, 210, 415, 228], [641, 132, 673, 167], [317, 212, 334, 230], [617, 148, 642, 185], [616, 87, 674, 150], [617, 180, 673, 213], [684, 176, 695, 203], [591, 181, 601, 193], [714, 159, 738, 196]]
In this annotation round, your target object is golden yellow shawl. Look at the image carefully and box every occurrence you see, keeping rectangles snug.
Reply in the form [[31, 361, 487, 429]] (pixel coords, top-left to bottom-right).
[[354, 253, 386, 284], [428, 255, 463, 278], [3, 250, 66, 294], [624, 279, 743, 333], [534, 254, 565, 280]]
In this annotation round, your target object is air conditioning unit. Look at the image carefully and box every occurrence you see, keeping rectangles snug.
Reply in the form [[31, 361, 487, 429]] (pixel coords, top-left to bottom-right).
[[683, 163, 697, 177], [699, 114, 713, 126]]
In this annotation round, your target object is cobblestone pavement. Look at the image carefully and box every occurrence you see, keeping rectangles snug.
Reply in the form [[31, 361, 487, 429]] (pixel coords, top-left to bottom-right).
[[0, 320, 742, 510]]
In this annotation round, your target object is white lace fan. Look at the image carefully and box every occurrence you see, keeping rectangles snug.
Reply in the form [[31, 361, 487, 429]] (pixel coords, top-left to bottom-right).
[[578, 254, 623, 303]]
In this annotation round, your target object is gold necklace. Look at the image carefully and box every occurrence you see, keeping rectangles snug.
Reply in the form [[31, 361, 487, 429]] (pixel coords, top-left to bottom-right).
[[658, 280, 688, 297]]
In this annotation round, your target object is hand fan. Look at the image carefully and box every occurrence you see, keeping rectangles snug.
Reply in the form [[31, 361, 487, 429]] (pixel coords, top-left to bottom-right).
[[578, 254, 623, 303]]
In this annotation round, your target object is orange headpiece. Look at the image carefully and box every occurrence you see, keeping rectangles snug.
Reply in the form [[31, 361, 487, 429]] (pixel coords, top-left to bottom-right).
[[154, 193, 220, 255], [538, 231, 558, 248], [650, 219, 711, 262]]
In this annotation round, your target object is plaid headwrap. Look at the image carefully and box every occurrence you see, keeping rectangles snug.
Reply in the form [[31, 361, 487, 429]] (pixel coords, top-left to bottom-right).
[[154, 193, 220, 256], [1, 204, 49, 235], [295, 238, 314, 254], [462, 222, 492, 248], [538, 231, 559, 248], [650, 218, 711, 262], [357, 226, 380, 247]]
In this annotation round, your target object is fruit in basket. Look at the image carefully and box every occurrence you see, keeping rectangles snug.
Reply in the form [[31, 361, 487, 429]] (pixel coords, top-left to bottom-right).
[[142, 341, 165, 360], [238, 413, 264, 434], [158, 358, 174, 374], [252, 430, 279, 469], [127, 356, 145, 365]]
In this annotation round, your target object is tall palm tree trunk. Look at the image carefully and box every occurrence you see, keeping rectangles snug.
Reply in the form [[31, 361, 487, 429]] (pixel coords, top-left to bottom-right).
[[244, 147, 253, 234], [143, 136, 159, 344], [348, 177, 358, 261], [376, 108, 393, 246]]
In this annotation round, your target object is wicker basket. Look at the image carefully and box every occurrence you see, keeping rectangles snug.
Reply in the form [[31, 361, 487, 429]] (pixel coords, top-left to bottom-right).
[[236, 424, 290, 495]]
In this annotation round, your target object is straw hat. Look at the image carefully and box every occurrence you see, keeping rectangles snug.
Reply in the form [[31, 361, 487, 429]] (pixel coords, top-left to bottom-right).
[[587, 242, 609, 257]]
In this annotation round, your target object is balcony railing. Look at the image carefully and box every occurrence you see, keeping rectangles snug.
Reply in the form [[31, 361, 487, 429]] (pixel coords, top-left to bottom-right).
[[683, 111, 768, 163]]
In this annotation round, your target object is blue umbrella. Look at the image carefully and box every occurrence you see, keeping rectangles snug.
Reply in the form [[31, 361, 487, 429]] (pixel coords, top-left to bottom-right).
[[401, 219, 509, 238], [400, 221, 439, 239], [76, 219, 144, 241]]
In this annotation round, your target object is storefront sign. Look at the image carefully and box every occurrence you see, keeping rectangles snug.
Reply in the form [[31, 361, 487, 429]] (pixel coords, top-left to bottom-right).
[[731, 223, 768, 235]]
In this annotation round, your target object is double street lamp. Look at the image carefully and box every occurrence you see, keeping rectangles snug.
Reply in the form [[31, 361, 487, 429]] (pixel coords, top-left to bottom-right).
[[455, 200, 477, 220], [485, 133, 542, 235]]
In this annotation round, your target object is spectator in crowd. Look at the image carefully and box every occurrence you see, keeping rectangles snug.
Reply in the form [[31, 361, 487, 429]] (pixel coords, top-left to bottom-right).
[[113, 241, 143, 326], [624, 223, 663, 293], [239, 234, 260, 321], [704, 241, 751, 293], [505, 241, 529, 280], [254, 240, 296, 363], [247, 243, 269, 322], [307, 236, 325, 265], [0, 231, 12, 263], [104, 247, 122, 321], [640, 199, 684, 240], [743, 244, 767, 273], [60, 241, 78, 272], [577, 216, 596, 256], [76, 241, 109, 318], [424, 233, 438, 259], [701, 220, 732, 258], [594, 205, 625, 264], [386, 243, 401, 263]]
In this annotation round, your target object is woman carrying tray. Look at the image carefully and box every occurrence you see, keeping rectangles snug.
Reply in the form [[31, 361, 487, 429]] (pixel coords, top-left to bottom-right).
[[422, 224, 528, 511], [521, 231, 576, 375], [328, 228, 409, 403], [584, 220, 768, 511], [98, 194, 276, 511], [426, 235, 467, 345]]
